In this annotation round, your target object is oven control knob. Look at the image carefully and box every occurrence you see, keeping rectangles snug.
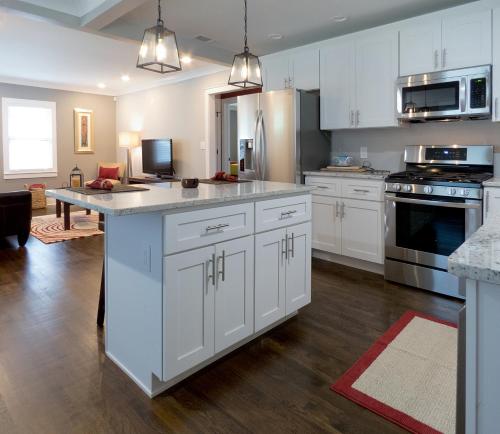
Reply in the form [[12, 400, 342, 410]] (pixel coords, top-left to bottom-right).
[[459, 188, 469, 197], [392, 183, 401, 191], [403, 185, 412, 192], [448, 188, 457, 196], [423, 186, 433, 194]]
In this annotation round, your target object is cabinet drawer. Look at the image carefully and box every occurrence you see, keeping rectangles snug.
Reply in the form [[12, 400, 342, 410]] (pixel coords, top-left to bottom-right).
[[255, 194, 311, 233], [305, 176, 342, 197], [164, 203, 254, 254], [341, 179, 384, 201]]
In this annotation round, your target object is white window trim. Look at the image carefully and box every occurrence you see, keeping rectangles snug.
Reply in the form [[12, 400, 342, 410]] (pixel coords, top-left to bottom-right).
[[2, 97, 58, 179]]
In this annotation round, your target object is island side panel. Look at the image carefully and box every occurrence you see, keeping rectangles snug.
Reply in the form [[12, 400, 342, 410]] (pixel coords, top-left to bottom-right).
[[105, 212, 164, 396]]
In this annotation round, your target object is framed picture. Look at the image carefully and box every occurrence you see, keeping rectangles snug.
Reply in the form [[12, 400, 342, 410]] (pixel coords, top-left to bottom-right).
[[74, 108, 94, 154]]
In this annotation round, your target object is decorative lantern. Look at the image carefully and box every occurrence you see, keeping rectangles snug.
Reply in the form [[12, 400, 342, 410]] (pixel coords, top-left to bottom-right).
[[70, 165, 84, 188]]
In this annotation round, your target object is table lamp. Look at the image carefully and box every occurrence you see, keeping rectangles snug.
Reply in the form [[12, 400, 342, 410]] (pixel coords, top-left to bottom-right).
[[119, 131, 140, 182]]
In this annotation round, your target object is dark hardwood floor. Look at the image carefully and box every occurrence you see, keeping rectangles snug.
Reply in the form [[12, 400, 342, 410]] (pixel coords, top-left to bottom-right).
[[0, 228, 462, 434]]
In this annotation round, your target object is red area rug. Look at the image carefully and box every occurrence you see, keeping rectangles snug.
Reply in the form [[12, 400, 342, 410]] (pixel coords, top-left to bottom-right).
[[331, 311, 457, 434], [31, 211, 103, 244]]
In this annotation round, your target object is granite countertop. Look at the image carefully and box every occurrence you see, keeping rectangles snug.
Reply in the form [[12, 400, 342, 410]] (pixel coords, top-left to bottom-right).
[[483, 177, 500, 187], [45, 181, 314, 216], [303, 170, 390, 180], [448, 215, 500, 284]]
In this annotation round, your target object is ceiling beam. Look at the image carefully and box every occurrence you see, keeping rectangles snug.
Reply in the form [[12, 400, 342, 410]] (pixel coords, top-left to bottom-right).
[[0, 0, 80, 27], [80, 0, 150, 30]]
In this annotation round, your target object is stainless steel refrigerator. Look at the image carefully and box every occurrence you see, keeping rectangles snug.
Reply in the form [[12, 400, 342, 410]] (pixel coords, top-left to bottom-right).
[[237, 89, 330, 184]]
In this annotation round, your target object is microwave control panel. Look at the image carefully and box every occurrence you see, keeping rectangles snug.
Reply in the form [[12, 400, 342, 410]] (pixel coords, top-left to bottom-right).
[[470, 78, 487, 109]]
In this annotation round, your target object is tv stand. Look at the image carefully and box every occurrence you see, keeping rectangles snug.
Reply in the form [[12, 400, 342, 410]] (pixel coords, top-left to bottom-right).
[[128, 176, 179, 185]]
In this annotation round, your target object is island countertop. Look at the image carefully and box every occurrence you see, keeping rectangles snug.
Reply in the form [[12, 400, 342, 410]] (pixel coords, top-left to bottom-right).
[[45, 181, 315, 216], [448, 215, 500, 284]]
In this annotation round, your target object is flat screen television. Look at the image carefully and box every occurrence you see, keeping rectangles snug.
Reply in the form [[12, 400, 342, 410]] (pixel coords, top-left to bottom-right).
[[141, 139, 174, 177]]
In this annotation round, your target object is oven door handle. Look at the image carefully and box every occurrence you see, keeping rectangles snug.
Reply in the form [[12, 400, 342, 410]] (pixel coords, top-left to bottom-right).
[[385, 195, 481, 209]]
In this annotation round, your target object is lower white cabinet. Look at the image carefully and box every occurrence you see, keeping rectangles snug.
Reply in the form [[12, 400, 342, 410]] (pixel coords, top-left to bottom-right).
[[163, 236, 254, 380], [311, 195, 341, 254], [484, 187, 500, 221], [255, 222, 312, 332]]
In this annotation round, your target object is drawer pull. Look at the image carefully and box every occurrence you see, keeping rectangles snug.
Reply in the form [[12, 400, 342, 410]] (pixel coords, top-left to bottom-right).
[[316, 185, 329, 189], [205, 223, 230, 232], [280, 210, 297, 219], [353, 189, 370, 193]]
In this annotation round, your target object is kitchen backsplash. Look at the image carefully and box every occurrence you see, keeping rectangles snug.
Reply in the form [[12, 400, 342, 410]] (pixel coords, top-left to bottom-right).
[[331, 120, 500, 175]]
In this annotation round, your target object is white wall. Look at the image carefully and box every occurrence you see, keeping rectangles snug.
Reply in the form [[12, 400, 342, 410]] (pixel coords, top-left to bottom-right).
[[116, 70, 229, 179], [331, 120, 500, 174]]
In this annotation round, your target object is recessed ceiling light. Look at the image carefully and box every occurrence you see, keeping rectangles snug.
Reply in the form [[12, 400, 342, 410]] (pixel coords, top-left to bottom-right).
[[121, 75, 130, 82], [180, 55, 192, 64], [331, 16, 348, 23], [268, 33, 283, 40], [97, 82, 106, 89]]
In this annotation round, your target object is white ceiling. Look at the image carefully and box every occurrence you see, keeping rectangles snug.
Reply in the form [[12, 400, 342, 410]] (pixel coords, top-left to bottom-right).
[[0, 0, 478, 95], [0, 9, 227, 96]]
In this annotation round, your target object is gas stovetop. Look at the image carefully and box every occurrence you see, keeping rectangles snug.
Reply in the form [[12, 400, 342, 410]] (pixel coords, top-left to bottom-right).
[[386, 169, 492, 187]]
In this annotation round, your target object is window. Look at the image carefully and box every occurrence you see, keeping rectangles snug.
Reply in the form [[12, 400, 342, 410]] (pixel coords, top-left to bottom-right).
[[2, 98, 57, 179]]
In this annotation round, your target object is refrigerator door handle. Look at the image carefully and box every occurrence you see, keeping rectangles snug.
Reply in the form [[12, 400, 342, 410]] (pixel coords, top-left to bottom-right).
[[258, 110, 266, 180], [254, 111, 262, 179]]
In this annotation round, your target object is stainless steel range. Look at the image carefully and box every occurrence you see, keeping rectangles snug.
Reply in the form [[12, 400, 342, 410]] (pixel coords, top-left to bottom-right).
[[384, 145, 494, 298]]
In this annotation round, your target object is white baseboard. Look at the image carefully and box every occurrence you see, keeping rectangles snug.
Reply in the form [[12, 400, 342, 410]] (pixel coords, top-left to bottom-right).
[[313, 249, 384, 275]]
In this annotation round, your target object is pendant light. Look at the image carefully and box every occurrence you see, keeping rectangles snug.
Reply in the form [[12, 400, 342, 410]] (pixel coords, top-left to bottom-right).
[[228, 0, 262, 88], [137, 0, 181, 74]]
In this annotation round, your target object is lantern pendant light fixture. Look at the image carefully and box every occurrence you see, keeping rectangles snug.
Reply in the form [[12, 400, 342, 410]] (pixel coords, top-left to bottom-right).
[[228, 0, 263, 88], [137, 0, 181, 74]]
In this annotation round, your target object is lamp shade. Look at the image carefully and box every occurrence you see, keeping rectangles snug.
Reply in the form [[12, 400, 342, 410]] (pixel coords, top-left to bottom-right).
[[119, 131, 140, 148], [137, 24, 181, 73], [228, 49, 262, 88]]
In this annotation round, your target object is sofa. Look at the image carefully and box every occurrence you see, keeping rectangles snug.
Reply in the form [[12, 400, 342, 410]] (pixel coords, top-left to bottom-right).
[[0, 191, 32, 247]]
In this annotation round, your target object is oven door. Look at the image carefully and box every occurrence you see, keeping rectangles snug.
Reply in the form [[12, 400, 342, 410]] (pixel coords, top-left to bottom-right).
[[385, 194, 482, 270], [397, 76, 466, 120]]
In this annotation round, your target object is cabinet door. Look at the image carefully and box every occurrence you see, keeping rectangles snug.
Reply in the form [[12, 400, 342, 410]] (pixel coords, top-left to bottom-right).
[[255, 228, 286, 332], [285, 222, 312, 314], [442, 10, 492, 71], [485, 188, 500, 221], [214, 236, 254, 353], [493, 8, 500, 122], [262, 56, 290, 91], [311, 194, 341, 254], [341, 199, 383, 264], [355, 29, 399, 128], [320, 40, 355, 129], [163, 246, 215, 380], [399, 17, 442, 76], [290, 49, 319, 90]]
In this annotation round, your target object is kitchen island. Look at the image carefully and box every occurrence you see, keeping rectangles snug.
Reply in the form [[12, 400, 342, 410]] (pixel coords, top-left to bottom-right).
[[449, 217, 500, 434], [46, 181, 313, 397]]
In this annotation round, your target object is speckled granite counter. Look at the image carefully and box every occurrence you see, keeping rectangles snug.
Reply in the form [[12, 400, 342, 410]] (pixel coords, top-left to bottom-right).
[[448, 215, 500, 284], [46, 181, 314, 216], [304, 170, 390, 180]]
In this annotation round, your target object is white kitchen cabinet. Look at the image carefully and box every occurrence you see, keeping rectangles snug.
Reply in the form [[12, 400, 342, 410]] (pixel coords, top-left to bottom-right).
[[262, 55, 291, 91], [320, 28, 398, 130], [355, 30, 398, 128], [214, 236, 254, 353], [484, 187, 500, 221], [290, 49, 319, 90], [255, 228, 286, 331], [493, 8, 500, 122], [341, 199, 384, 264], [441, 10, 492, 71], [285, 222, 312, 314], [311, 195, 341, 254], [399, 9, 492, 76], [255, 222, 312, 332], [399, 17, 442, 76], [320, 39, 355, 129], [164, 246, 215, 380]]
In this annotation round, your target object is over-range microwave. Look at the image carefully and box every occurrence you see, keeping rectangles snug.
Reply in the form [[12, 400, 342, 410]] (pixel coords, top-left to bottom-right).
[[397, 65, 491, 122]]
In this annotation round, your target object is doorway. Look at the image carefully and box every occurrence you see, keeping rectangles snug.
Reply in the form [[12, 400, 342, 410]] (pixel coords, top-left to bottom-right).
[[220, 97, 238, 172]]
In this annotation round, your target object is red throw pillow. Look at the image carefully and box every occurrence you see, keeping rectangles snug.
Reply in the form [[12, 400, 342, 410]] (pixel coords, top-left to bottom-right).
[[87, 178, 113, 190], [98, 166, 120, 180]]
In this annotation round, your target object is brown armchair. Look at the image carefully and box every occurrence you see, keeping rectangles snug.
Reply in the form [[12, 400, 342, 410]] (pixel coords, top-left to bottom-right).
[[0, 191, 32, 247]]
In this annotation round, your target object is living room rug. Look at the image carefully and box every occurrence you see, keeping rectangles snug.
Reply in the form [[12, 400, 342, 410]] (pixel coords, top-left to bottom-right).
[[331, 311, 457, 434], [31, 211, 103, 244]]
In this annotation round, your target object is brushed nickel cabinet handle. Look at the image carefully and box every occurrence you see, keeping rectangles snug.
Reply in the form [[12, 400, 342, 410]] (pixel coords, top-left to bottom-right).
[[350, 110, 354, 126], [217, 250, 226, 282], [336, 201, 340, 218], [486, 191, 490, 217], [356, 110, 360, 127], [282, 235, 288, 262], [207, 253, 215, 290], [288, 232, 295, 259], [434, 49, 439, 69], [206, 223, 230, 232], [442, 48, 447, 69], [353, 189, 370, 193], [341, 202, 345, 219]]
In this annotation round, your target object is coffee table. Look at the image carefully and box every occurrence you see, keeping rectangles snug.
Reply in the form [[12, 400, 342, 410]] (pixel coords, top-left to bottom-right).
[[55, 199, 102, 230]]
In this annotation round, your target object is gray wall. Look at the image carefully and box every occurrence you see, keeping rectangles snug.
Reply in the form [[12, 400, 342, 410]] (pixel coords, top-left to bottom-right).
[[0, 82, 116, 193], [331, 120, 500, 175]]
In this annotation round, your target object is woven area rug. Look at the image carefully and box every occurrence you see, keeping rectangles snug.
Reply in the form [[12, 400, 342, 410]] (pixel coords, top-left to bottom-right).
[[31, 211, 103, 244], [331, 311, 457, 434]]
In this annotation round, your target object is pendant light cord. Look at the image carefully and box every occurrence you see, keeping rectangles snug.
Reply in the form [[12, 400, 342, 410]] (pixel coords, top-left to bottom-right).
[[244, 0, 248, 51], [157, 0, 164, 26]]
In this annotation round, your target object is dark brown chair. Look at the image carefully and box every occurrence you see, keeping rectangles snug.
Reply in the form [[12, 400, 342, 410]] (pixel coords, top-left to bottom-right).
[[0, 191, 32, 247]]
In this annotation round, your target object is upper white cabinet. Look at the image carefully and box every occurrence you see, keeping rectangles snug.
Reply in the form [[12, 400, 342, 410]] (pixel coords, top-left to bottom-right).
[[400, 9, 492, 76], [262, 48, 319, 91], [493, 8, 500, 122], [399, 17, 442, 76], [320, 28, 398, 130]]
